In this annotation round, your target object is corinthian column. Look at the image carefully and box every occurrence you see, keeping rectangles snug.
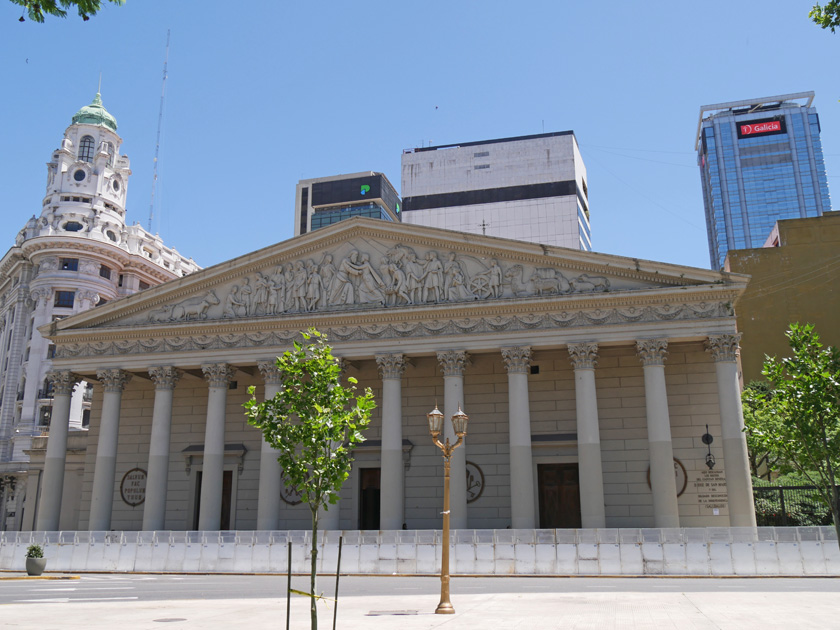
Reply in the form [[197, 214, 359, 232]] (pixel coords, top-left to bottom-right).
[[636, 339, 680, 528], [256, 361, 283, 530], [436, 350, 469, 529], [36, 371, 77, 531], [199, 363, 236, 531], [376, 353, 407, 530], [706, 334, 757, 527], [143, 366, 182, 531], [89, 369, 133, 531], [501, 346, 535, 529], [568, 342, 606, 528]]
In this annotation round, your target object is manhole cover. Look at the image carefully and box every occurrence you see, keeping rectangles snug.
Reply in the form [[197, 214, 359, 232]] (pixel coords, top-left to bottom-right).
[[153, 619, 188, 623], [366, 610, 419, 616]]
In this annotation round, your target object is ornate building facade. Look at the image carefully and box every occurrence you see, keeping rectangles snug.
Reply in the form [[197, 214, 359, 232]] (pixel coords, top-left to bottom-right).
[[32, 218, 756, 532], [0, 94, 198, 532]]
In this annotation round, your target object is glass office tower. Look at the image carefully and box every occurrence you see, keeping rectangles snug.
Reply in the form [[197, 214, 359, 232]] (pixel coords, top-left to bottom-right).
[[696, 92, 831, 269]]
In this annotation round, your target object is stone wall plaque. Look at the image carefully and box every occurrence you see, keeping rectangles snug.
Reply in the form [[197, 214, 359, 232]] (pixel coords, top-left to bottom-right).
[[694, 469, 728, 512], [120, 468, 147, 507]]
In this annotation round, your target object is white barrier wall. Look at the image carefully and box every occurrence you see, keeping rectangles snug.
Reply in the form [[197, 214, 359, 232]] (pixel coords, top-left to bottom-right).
[[2, 528, 839, 576]]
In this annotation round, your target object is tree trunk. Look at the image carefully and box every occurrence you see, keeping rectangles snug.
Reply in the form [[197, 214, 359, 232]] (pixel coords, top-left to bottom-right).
[[311, 508, 318, 630]]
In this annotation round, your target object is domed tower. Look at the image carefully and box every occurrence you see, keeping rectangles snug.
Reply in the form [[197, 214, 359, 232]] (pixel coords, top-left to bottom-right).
[[0, 94, 199, 530], [41, 93, 130, 243]]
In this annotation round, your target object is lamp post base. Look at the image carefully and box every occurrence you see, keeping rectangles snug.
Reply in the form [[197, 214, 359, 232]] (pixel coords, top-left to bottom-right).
[[435, 602, 455, 615]]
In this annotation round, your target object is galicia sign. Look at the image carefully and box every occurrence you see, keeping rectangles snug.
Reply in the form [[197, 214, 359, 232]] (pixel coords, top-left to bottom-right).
[[737, 117, 786, 139]]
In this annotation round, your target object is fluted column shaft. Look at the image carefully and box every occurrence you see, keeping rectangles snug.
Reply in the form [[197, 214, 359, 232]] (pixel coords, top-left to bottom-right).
[[502, 347, 535, 529], [706, 335, 757, 527], [437, 350, 468, 529], [377, 353, 407, 530], [143, 367, 182, 531], [89, 369, 132, 531], [36, 371, 76, 531], [568, 342, 607, 528], [637, 339, 680, 528], [257, 361, 283, 530], [199, 364, 235, 531]]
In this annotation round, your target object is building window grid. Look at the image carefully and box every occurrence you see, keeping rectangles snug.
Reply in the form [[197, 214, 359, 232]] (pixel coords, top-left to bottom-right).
[[79, 136, 95, 162]]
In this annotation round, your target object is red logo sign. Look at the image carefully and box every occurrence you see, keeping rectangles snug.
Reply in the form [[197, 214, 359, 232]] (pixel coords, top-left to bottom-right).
[[740, 121, 781, 136]]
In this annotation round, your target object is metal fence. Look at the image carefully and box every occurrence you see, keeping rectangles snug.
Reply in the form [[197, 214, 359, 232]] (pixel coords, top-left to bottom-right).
[[753, 485, 836, 527]]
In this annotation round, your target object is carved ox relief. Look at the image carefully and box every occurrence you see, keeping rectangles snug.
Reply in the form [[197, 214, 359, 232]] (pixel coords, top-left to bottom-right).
[[141, 243, 622, 325]]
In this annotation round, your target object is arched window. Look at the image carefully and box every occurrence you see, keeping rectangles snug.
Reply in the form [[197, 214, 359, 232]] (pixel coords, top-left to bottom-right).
[[106, 142, 115, 166], [79, 136, 95, 162]]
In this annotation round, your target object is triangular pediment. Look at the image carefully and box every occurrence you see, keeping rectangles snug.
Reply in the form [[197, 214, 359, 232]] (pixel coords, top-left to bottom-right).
[[49, 218, 745, 335]]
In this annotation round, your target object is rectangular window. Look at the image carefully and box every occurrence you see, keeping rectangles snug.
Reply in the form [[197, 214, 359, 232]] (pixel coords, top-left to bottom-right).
[[46, 344, 56, 359], [474, 151, 490, 158], [38, 406, 52, 427], [118, 274, 124, 287], [138, 281, 150, 290], [54, 291, 75, 308], [99, 265, 112, 279], [60, 258, 79, 271], [82, 409, 91, 428], [474, 164, 490, 170]]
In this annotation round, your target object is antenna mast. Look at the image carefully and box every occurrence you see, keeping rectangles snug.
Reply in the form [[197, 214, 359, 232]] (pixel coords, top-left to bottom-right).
[[148, 29, 170, 233]]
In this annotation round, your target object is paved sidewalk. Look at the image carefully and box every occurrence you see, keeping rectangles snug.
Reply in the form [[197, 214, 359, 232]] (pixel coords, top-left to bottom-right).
[[1, 579, 840, 629]]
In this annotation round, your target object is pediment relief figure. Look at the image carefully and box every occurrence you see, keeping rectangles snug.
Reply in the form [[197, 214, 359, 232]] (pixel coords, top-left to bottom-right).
[[102, 239, 703, 327]]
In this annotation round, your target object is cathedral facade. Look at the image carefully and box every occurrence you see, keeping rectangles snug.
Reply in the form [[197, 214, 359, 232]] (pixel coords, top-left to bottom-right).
[[31, 218, 756, 532]]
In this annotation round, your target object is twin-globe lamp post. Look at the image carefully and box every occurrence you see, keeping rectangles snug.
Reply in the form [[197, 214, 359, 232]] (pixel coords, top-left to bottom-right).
[[427, 403, 469, 615]]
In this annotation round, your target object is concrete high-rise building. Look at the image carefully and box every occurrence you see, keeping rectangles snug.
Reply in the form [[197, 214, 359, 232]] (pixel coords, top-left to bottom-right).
[[0, 94, 198, 531], [400, 132, 591, 250], [294, 172, 400, 236], [696, 91, 832, 269]]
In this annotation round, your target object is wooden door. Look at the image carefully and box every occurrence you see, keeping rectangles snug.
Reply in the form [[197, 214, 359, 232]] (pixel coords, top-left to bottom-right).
[[192, 470, 233, 530], [358, 468, 381, 530], [538, 463, 581, 529]]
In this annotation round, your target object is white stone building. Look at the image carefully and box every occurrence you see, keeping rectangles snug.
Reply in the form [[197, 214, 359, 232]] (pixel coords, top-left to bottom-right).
[[31, 217, 755, 533], [401, 132, 591, 251], [0, 94, 199, 532]]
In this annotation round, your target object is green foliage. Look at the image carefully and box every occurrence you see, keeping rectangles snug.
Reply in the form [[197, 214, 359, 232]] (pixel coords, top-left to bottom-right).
[[742, 381, 786, 479], [810, 0, 840, 32], [752, 474, 833, 527], [746, 323, 840, 541], [244, 328, 374, 630], [25, 544, 43, 558], [10, 0, 125, 23]]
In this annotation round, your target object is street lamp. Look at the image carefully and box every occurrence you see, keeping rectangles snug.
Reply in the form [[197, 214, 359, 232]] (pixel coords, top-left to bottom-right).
[[428, 403, 468, 615]]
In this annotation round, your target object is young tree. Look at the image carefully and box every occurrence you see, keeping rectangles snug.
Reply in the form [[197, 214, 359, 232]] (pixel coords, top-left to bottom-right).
[[742, 381, 784, 480], [244, 329, 374, 630], [746, 323, 840, 545], [10, 0, 124, 22]]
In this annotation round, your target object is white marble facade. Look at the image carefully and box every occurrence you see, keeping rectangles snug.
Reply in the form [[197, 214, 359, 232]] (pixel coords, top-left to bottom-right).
[[28, 218, 756, 532]]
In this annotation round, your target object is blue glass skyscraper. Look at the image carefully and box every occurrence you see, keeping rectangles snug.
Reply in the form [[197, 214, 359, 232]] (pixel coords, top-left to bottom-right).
[[696, 92, 831, 269]]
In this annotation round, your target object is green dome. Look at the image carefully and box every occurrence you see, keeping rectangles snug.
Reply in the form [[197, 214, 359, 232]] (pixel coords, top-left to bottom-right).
[[71, 93, 117, 132]]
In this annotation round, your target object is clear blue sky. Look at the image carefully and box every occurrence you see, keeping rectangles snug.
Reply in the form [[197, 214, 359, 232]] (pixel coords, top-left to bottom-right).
[[2, 0, 837, 271]]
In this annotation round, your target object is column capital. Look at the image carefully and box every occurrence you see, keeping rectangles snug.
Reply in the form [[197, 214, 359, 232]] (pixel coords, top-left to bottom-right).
[[568, 342, 599, 370], [148, 366, 182, 390], [705, 333, 742, 363], [202, 363, 236, 388], [257, 360, 283, 385], [636, 338, 668, 366], [376, 353, 406, 380], [501, 346, 532, 374], [97, 368, 133, 393], [46, 370, 77, 396], [437, 350, 468, 377]]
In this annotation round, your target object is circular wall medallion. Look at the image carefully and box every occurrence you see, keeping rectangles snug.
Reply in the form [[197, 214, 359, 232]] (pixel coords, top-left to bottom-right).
[[279, 481, 302, 506], [73, 169, 86, 182], [646, 458, 688, 497], [465, 461, 485, 503], [120, 467, 147, 507]]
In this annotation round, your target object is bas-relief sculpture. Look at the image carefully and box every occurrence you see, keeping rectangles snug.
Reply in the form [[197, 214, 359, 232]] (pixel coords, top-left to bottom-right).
[[148, 243, 616, 325]]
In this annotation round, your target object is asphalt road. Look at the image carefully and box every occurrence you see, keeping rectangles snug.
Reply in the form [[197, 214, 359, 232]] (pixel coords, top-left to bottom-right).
[[2, 574, 840, 605]]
